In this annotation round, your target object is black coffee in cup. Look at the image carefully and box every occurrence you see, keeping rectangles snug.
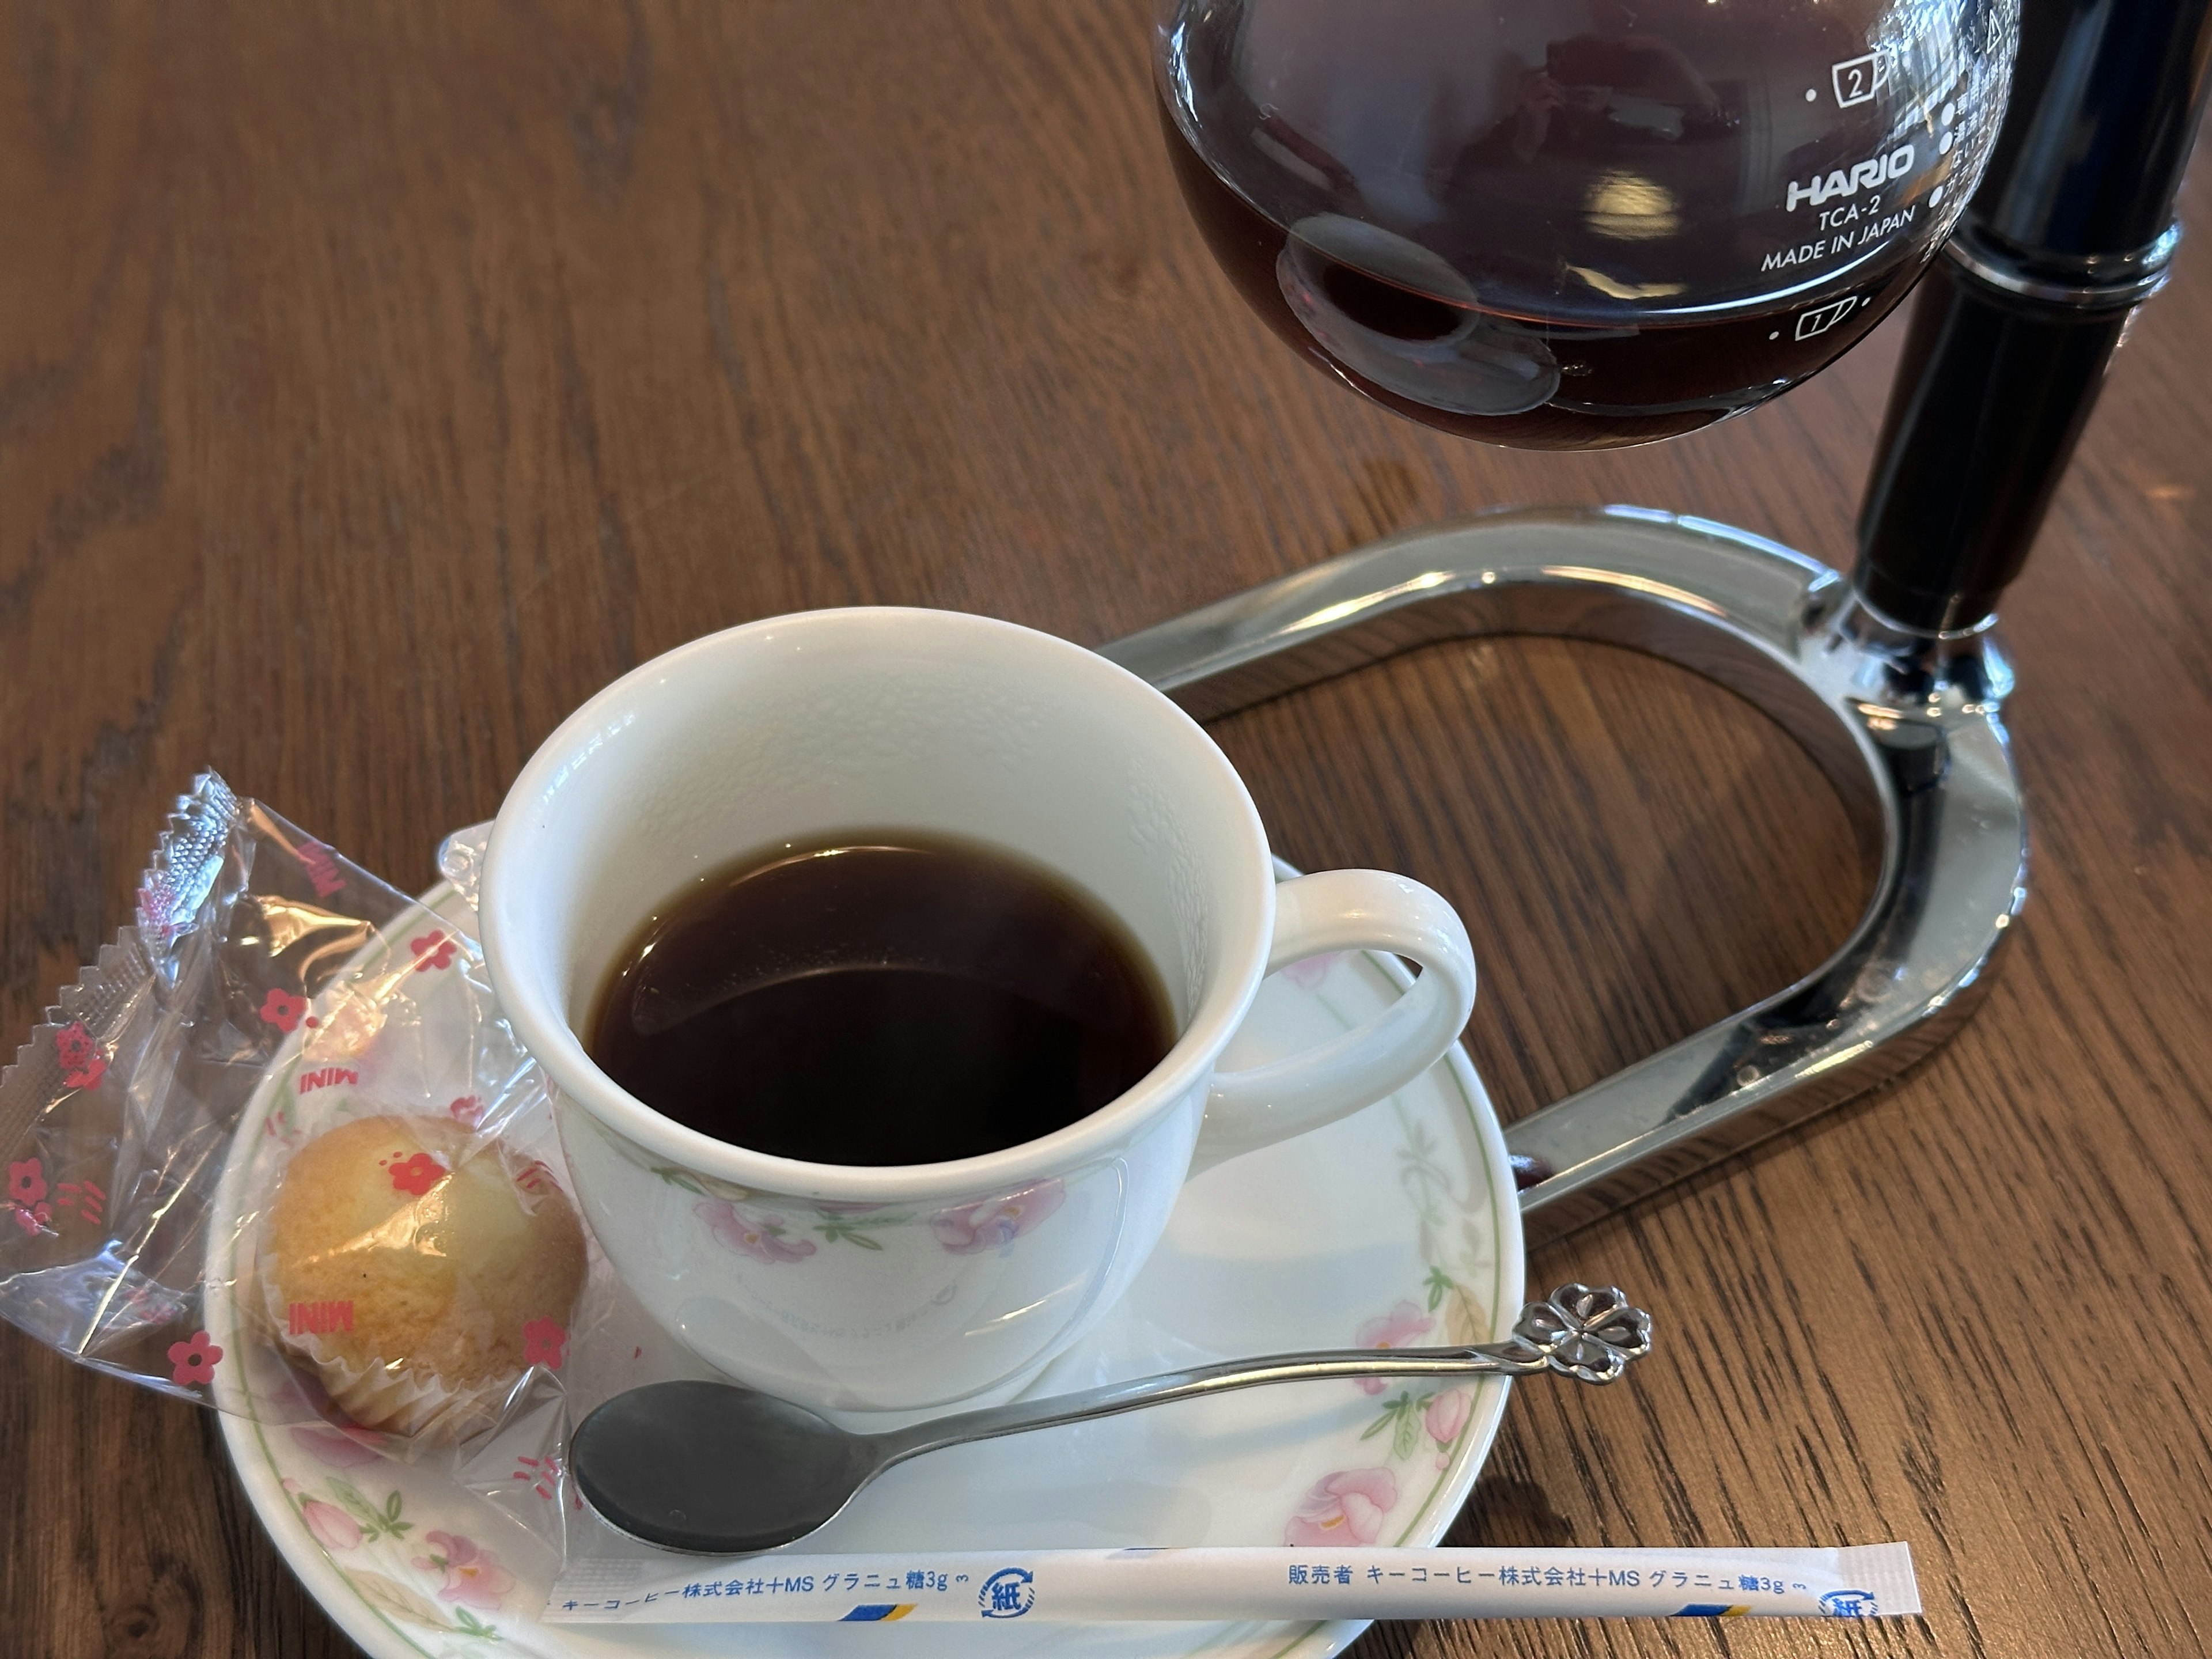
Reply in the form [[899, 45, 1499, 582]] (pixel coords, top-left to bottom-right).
[[586, 835, 1174, 1166]]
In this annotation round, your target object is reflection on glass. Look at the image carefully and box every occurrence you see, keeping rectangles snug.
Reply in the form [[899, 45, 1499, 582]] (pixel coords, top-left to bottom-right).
[[1157, 0, 2017, 449]]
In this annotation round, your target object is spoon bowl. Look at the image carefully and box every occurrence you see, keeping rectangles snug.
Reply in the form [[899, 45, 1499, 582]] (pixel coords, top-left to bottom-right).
[[573, 1381, 878, 1554]]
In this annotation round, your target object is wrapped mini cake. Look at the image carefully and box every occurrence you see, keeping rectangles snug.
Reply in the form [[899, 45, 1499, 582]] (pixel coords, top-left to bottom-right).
[[260, 1114, 586, 1439]]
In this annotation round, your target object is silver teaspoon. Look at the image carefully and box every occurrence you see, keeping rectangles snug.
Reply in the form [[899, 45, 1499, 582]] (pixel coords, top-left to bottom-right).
[[571, 1283, 1650, 1555]]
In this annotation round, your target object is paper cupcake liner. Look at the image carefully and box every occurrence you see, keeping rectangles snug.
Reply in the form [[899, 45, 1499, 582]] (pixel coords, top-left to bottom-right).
[[253, 1259, 542, 1444], [251, 1127, 586, 1443], [312, 1346, 515, 1443]]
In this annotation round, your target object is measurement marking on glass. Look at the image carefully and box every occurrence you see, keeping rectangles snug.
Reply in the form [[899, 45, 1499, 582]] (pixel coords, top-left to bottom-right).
[[1831, 50, 1893, 109], [1794, 298, 1861, 340]]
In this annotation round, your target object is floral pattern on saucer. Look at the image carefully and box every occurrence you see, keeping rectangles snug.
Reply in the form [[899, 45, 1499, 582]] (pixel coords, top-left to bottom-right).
[[1266, 949, 1501, 1552], [264, 1431, 540, 1656], [217, 887, 1518, 1659]]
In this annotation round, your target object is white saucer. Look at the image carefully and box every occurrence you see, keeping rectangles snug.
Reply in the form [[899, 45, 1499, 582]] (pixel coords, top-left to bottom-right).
[[213, 876, 1522, 1659]]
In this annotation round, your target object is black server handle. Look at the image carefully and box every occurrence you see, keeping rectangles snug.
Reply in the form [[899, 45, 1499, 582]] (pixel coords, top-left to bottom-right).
[[1855, 0, 2212, 637]]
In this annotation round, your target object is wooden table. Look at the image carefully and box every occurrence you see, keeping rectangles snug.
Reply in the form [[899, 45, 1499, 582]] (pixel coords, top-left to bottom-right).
[[5, 6, 2209, 1655]]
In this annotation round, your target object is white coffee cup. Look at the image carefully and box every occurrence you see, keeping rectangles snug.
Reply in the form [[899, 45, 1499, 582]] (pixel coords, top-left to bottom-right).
[[481, 608, 1475, 1414]]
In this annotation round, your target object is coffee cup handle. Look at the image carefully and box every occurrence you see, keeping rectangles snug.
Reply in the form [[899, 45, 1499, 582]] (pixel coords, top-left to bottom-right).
[[1190, 869, 1477, 1175]]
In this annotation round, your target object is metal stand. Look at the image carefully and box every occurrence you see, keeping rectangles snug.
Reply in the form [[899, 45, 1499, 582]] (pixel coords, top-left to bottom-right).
[[1101, 506, 2027, 1244], [1108, 0, 2211, 1244]]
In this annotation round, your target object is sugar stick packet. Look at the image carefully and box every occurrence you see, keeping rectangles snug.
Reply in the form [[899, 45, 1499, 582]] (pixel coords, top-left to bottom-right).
[[545, 1543, 1918, 1624]]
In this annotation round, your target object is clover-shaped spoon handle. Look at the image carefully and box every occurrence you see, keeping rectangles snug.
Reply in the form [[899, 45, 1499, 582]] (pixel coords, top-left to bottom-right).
[[880, 1284, 1653, 1464], [1502, 1282, 1654, 1384]]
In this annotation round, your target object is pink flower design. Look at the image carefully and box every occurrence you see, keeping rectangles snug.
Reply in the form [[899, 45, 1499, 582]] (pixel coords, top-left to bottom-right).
[[412, 1529, 516, 1609], [1285, 1467, 1398, 1546], [1353, 1298, 1434, 1393], [168, 1330, 224, 1387], [387, 1152, 446, 1196], [1425, 1388, 1472, 1466], [521, 1317, 568, 1370], [289, 1424, 385, 1468], [409, 931, 458, 972], [292, 1484, 363, 1552], [54, 1021, 107, 1091], [697, 1199, 816, 1263], [260, 987, 308, 1032], [446, 1094, 484, 1128], [1280, 952, 1346, 991], [929, 1178, 1066, 1255]]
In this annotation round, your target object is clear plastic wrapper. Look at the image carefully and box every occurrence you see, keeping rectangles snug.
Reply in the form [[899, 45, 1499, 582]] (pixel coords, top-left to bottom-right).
[[0, 773, 612, 1548]]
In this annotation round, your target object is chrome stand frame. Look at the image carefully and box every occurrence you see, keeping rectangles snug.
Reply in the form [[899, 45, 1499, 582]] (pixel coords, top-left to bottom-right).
[[1101, 506, 2027, 1245]]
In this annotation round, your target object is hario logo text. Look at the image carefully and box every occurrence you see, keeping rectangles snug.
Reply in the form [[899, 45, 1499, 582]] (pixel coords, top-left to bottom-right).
[[1786, 146, 1914, 211]]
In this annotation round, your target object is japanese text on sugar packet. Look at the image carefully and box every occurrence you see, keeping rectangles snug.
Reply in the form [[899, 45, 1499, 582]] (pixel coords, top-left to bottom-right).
[[552, 1561, 1813, 1618], [1279, 1563, 1802, 1594], [556, 1567, 967, 1616]]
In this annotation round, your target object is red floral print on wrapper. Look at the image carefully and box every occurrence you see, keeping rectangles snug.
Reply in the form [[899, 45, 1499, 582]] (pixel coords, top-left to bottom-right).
[[387, 1152, 445, 1196], [7, 1160, 51, 1234], [260, 987, 308, 1032], [521, 1317, 568, 1371], [7, 1160, 44, 1208], [168, 1330, 224, 1387], [1285, 1467, 1398, 1546], [1353, 1300, 1434, 1394], [409, 931, 458, 972], [53, 1020, 107, 1091], [929, 1177, 1066, 1255], [413, 1530, 516, 1610]]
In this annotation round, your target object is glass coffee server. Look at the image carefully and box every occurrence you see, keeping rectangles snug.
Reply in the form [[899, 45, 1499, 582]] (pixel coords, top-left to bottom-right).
[[1107, 0, 2212, 1237]]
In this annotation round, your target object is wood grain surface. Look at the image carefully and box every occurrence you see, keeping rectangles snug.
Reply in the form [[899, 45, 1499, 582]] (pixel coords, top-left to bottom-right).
[[3, 5, 2209, 1655]]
